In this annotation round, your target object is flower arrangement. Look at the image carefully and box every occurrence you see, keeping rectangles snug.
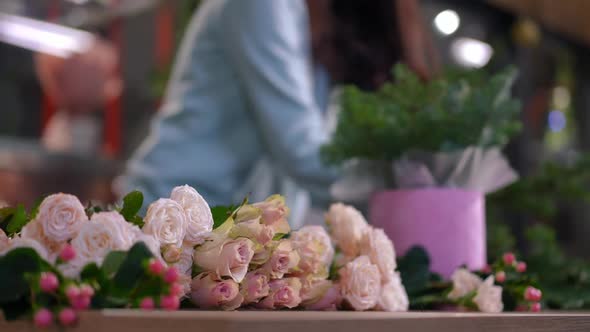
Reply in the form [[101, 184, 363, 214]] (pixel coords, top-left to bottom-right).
[[0, 186, 409, 328]]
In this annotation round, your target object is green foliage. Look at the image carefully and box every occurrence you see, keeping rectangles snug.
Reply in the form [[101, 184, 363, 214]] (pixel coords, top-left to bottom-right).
[[0, 248, 42, 319], [486, 219, 517, 262], [322, 64, 521, 164], [119, 191, 145, 227], [0, 202, 46, 237], [211, 205, 236, 229]]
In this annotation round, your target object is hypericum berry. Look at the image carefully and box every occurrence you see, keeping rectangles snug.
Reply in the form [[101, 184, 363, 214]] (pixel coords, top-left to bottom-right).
[[34, 308, 53, 328], [495, 271, 506, 283], [58, 308, 77, 326], [39, 272, 59, 293], [139, 297, 155, 310], [524, 286, 542, 302], [516, 261, 527, 273], [160, 295, 180, 311], [147, 259, 165, 276], [169, 283, 184, 296], [530, 302, 542, 312], [164, 267, 180, 284], [72, 295, 91, 311], [66, 285, 80, 300], [481, 265, 492, 274], [503, 252, 516, 266], [59, 244, 76, 262], [79, 284, 95, 298]]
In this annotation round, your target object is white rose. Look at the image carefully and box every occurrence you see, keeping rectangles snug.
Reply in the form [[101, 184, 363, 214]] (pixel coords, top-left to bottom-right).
[[290, 226, 334, 278], [35, 193, 88, 243], [325, 203, 368, 257], [473, 276, 503, 313], [0, 237, 50, 262], [170, 185, 213, 245], [143, 198, 188, 248], [72, 212, 137, 264], [375, 272, 409, 312], [447, 268, 482, 300], [21, 219, 64, 260], [339, 255, 381, 311], [360, 227, 397, 283], [172, 244, 195, 275]]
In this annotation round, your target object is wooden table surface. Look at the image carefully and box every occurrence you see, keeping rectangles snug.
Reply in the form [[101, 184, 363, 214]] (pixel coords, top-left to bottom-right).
[[3, 311, 590, 332]]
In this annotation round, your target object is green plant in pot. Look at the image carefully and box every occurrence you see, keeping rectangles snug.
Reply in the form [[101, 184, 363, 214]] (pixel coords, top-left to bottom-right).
[[322, 64, 522, 277]]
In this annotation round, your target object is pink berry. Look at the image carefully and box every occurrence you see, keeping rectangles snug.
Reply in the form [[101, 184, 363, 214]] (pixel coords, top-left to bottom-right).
[[39, 272, 59, 293], [72, 296, 91, 310], [169, 283, 184, 296], [65, 285, 80, 301], [530, 302, 542, 312], [34, 308, 53, 328], [139, 297, 155, 310], [524, 286, 543, 302], [481, 265, 492, 274], [164, 267, 179, 284], [79, 284, 95, 298], [495, 271, 506, 283], [59, 245, 76, 262], [160, 295, 180, 311], [503, 252, 516, 266], [58, 308, 77, 326], [148, 259, 165, 276], [516, 262, 527, 273]]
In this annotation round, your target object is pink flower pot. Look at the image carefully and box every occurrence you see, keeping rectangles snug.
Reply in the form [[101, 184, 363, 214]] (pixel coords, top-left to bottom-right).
[[369, 189, 486, 278]]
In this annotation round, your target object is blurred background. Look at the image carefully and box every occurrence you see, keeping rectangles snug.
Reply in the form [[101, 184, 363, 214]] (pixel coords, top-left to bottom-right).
[[1, 0, 590, 259]]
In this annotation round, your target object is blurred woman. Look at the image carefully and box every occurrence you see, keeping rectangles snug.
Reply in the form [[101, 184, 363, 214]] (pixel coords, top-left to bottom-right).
[[123, 0, 434, 225]]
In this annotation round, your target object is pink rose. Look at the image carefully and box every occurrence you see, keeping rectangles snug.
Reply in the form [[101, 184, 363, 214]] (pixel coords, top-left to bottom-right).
[[240, 271, 270, 304], [193, 237, 254, 283], [325, 203, 368, 257], [252, 195, 291, 235], [170, 185, 213, 245], [290, 226, 334, 278], [259, 240, 300, 279], [339, 255, 381, 311], [34, 193, 88, 243], [190, 272, 243, 310], [360, 227, 397, 283], [257, 278, 302, 309], [300, 278, 342, 311], [375, 273, 409, 312]]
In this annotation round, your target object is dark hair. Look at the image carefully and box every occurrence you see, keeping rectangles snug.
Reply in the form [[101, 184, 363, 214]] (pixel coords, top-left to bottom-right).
[[313, 0, 403, 91]]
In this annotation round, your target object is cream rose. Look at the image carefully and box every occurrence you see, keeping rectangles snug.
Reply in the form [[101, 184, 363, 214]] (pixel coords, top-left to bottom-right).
[[143, 198, 188, 248], [170, 185, 213, 245], [325, 203, 368, 257], [230, 219, 274, 246], [360, 227, 397, 283], [256, 278, 302, 309], [300, 278, 342, 310], [375, 273, 409, 312], [339, 255, 381, 311], [259, 240, 300, 279], [290, 226, 335, 278], [71, 212, 137, 264], [447, 268, 482, 300], [473, 276, 503, 313], [240, 271, 270, 304], [172, 244, 195, 275], [190, 272, 243, 310], [35, 193, 88, 243], [193, 237, 254, 283]]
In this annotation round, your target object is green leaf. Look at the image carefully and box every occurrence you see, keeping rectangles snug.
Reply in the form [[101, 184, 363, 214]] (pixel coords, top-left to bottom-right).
[[120, 191, 144, 222], [0, 248, 41, 304], [111, 243, 153, 297], [6, 204, 29, 235], [211, 205, 235, 229], [272, 233, 287, 241], [397, 246, 434, 296], [130, 215, 145, 228], [101, 251, 127, 277], [80, 263, 105, 283], [28, 196, 47, 220], [1, 297, 30, 321]]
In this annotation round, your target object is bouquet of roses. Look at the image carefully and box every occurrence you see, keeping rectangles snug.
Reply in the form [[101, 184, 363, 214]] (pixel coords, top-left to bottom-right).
[[0, 185, 410, 328]]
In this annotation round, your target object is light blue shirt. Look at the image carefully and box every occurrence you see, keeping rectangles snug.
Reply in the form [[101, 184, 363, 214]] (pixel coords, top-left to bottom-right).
[[123, 0, 337, 225]]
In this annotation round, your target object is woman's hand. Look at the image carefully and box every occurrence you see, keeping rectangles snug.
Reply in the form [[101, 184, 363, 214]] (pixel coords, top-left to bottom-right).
[[35, 38, 122, 113]]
